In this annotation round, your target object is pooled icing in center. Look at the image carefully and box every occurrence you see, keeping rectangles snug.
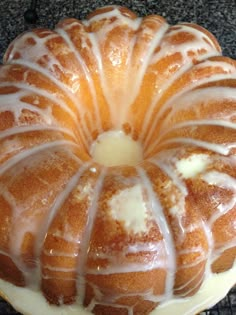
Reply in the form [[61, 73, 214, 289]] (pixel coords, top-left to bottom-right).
[[90, 130, 143, 167]]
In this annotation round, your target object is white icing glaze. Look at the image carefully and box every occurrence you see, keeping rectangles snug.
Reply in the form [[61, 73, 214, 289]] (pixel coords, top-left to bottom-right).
[[8, 59, 91, 149], [0, 5, 235, 315], [82, 8, 145, 127], [137, 167, 176, 299], [76, 167, 107, 304], [156, 119, 236, 145], [141, 31, 227, 145], [144, 79, 236, 154], [151, 263, 236, 315], [90, 130, 143, 166], [0, 140, 79, 177], [84, 239, 167, 276], [34, 162, 92, 262], [202, 171, 236, 227], [0, 81, 79, 121], [160, 137, 233, 155], [109, 185, 148, 234], [0, 125, 77, 142], [0, 264, 235, 315], [149, 154, 188, 218], [176, 154, 210, 179], [56, 27, 103, 134]]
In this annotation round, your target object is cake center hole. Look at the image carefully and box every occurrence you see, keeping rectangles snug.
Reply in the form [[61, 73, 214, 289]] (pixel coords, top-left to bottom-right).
[[90, 131, 143, 167]]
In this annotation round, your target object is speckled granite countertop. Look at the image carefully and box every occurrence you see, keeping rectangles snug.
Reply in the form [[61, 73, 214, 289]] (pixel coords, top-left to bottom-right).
[[0, 0, 236, 314]]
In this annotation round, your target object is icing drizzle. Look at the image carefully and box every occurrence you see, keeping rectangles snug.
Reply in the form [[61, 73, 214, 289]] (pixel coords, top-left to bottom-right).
[[0, 5, 235, 315]]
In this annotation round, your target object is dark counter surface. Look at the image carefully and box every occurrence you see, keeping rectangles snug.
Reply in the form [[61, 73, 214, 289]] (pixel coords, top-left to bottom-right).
[[0, 0, 236, 314]]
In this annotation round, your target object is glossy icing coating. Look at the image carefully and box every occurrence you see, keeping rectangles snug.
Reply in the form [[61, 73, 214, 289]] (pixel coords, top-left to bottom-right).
[[0, 5, 235, 315], [0, 263, 235, 315], [90, 130, 143, 166]]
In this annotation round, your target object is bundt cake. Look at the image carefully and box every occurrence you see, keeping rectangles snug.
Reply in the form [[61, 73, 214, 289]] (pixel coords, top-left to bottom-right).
[[0, 5, 235, 315]]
